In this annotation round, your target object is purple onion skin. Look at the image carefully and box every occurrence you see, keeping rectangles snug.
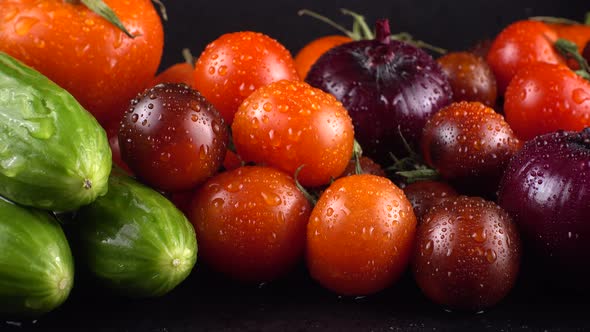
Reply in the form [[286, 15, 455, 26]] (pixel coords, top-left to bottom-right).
[[498, 129, 590, 281], [305, 39, 452, 164]]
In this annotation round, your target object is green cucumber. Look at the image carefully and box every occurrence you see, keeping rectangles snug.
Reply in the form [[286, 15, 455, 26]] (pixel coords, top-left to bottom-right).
[[73, 171, 197, 297], [0, 198, 74, 316], [0, 52, 111, 211]]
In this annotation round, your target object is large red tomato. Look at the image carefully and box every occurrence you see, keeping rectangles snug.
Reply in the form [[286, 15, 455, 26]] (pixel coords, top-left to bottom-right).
[[0, 0, 164, 124]]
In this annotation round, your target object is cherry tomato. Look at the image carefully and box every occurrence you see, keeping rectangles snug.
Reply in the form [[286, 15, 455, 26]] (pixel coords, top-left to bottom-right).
[[504, 62, 590, 141], [422, 102, 521, 196], [232, 80, 354, 187], [294, 35, 352, 80], [487, 20, 563, 95], [340, 156, 386, 178], [307, 174, 417, 296], [403, 181, 458, 220], [119, 83, 228, 192], [222, 150, 243, 171], [437, 52, 497, 107], [413, 196, 521, 310], [193, 31, 299, 124], [152, 62, 194, 87], [468, 39, 492, 58], [0, 0, 163, 124], [104, 120, 132, 175], [189, 166, 311, 283]]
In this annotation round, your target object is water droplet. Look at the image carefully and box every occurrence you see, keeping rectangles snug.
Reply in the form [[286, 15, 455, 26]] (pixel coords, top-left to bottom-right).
[[260, 191, 281, 206], [199, 145, 209, 160], [131, 114, 139, 123], [485, 249, 497, 263], [25, 117, 56, 140], [14, 16, 39, 36], [472, 228, 487, 243], [572, 88, 590, 105], [212, 197, 224, 208], [191, 114, 198, 122], [423, 240, 434, 256], [263, 102, 273, 112], [218, 65, 228, 76], [326, 207, 334, 216]]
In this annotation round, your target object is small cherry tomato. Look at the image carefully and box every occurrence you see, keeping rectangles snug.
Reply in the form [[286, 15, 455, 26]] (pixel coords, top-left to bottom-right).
[[0, 0, 164, 124], [403, 181, 458, 220], [504, 62, 590, 141], [119, 83, 228, 192], [189, 166, 311, 283], [307, 174, 417, 296], [487, 20, 564, 95], [193, 31, 299, 124], [437, 52, 497, 107], [232, 80, 354, 187], [294, 35, 352, 80], [413, 196, 521, 311], [152, 62, 194, 87], [422, 102, 521, 196]]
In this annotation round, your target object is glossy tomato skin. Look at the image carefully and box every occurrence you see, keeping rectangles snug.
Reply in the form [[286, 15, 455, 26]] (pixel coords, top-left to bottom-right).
[[307, 174, 417, 296], [551, 24, 590, 53], [413, 196, 521, 310], [487, 20, 563, 95], [0, 0, 163, 124], [190, 166, 311, 283], [295, 35, 352, 80], [504, 62, 590, 141], [119, 83, 228, 192], [498, 129, 590, 282], [232, 80, 354, 187], [193, 31, 299, 125], [403, 181, 458, 221], [422, 101, 521, 196], [437, 52, 497, 107], [152, 63, 194, 87]]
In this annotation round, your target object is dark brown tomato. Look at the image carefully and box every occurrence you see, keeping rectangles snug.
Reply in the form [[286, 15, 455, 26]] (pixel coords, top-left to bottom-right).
[[403, 181, 458, 221], [437, 52, 497, 107], [119, 83, 228, 192], [421, 101, 521, 196], [413, 196, 521, 310], [468, 39, 493, 58], [189, 166, 311, 283], [340, 156, 386, 178]]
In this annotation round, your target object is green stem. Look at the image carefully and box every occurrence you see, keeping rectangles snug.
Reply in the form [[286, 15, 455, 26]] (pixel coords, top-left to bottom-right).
[[80, 0, 136, 38], [396, 169, 439, 184], [340, 9, 374, 39], [585, 12, 590, 25], [529, 16, 581, 25], [298, 9, 357, 39], [151, 0, 168, 22], [391, 32, 447, 54], [352, 139, 363, 175], [554, 38, 590, 81], [294, 165, 317, 206], [182, 48, 195, 67]]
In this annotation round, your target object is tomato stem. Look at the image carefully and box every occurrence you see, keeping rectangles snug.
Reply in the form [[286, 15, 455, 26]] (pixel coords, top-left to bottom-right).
[[294, 165, 318, 206], [298, 9, 358, 39], [391, 32, 447, 54], [151, 0, 168, 22], [182, 48, 195, 67], [352, 139, 364, 175], [529, 16, 581, 25], [585, 12, 590, 26], [375, 19, 391, 45], [79, 0, 137, 38], [340, 9, 374, 40], [555, 38, 590, 81]]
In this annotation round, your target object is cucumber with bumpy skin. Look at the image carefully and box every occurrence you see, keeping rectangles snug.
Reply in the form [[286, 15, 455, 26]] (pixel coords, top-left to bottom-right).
[[0, 52, 111, 211], [73, 171, 197, 297], [0, 197, 74, 316]]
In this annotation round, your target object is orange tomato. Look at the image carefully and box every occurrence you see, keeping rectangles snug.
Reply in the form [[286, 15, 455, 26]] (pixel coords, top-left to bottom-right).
[[294, 35, 352, 80], [152, 62, 194, 87], [0, 0, 163, 124]]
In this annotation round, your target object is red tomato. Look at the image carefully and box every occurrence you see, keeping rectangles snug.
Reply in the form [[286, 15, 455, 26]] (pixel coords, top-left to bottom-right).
[[0, 0, 164, 124], [403, 181, 457, 221], [193, 31, 299, 124], [487, 20, 564, 95], [119, 84, 228, 192], [413, 196, 521, 310], [294, 35, 352, 80], [422, 102, 521, 196], [152, 62, 194, 87], [232, 80, 354, 187], [189, 166, 311, 283], [307, 174, 417, 296], [504, 62, 590, 141]]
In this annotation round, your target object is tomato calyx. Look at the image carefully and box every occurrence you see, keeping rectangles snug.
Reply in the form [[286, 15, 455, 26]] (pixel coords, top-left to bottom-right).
[[298, 9, 447, 54], [182, 48, 196, 68], [352, 139, 364, 175], [294, 165, 318, 206], [65, 0, 137, 38], [385, 127, 439, 184], [554, 38, 590, 81]]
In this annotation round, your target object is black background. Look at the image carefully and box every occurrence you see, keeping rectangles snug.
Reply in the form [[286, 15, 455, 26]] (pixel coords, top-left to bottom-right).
[[5, 0, 590, 331]]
